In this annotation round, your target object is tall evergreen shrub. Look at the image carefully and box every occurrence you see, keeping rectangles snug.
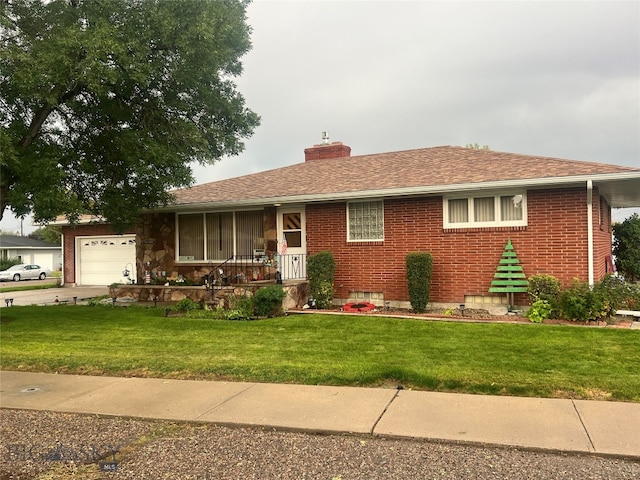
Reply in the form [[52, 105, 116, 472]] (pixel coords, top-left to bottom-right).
[[307, 251, 336, 309], [406, 252, 433, 313]]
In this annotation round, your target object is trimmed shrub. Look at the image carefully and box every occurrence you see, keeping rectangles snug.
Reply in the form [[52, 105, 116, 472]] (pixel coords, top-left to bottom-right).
[[307, 251, 336, 309], [530, 274, 639, 323], [557, 279, 599, 321], [556, 278, 618, 322], [252, 284, 286, 317], [406, 252, 433, 313], [527, 274, 561, 304], [174, 297, 199, 312]]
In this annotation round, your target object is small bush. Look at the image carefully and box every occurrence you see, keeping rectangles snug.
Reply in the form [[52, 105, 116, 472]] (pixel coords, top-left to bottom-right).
[[558, 277, 622, 322], [226, 295, 254, 321], [307, 251, 336, 309], [252, 284, 286, 317], [525, 300, 552, 323], [312, 280, 334, 309], [406, 252, 433, 313], [557, 280, 595, 321], [174, 297, 199, 313], [0, 257, 21, 272], [527, 274, 561, 304], [87, 295, 110, 307], [625, 284, 640, 310], [593, 275, 640, 317]]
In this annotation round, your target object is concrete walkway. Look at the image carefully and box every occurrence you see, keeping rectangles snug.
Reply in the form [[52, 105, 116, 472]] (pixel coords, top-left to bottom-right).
[[1, 371, 638, 460]]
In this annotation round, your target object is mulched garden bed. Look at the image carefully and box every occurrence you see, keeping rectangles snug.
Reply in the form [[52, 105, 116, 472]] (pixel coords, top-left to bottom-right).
[[293, 306, 636, 328]]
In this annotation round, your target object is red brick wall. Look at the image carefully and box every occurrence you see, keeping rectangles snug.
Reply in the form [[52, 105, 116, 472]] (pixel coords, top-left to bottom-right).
[[304, 142, 351, 161], [593, 193, 613, 278], [306, 187, 611, 305], [61, 224, 136, 284]]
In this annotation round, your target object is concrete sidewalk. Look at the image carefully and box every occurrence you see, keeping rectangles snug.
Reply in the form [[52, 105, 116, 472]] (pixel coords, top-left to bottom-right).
[[1, 371, 638, 460]]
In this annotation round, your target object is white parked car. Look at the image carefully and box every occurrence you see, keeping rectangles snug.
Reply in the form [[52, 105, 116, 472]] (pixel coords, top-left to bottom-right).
[[0, 264, 50, 282]]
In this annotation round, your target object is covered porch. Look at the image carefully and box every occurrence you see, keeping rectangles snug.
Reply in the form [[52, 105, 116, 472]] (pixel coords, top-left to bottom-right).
[[134, 206, 307, 286]]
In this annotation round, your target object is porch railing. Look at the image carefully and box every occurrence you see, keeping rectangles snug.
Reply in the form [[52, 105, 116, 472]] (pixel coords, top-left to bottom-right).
[[201, 254, 307, 290]]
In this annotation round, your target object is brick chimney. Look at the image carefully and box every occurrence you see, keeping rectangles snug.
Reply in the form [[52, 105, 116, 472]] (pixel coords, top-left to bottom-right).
[[304, 132, 351, 161]]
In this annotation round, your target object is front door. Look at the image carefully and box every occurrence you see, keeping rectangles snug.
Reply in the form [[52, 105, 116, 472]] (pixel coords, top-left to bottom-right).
[[277, 207, 306, 279]]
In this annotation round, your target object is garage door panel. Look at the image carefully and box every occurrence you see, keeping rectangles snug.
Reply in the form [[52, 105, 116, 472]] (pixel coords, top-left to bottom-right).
[[78, 236, 136, 285]]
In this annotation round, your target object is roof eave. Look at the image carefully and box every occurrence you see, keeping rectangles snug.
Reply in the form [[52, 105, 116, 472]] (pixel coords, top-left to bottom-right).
[[166, 171, 640, 211]]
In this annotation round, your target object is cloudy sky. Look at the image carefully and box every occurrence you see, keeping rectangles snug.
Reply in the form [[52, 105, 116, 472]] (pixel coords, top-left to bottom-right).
[[2, 0, 639, 234]]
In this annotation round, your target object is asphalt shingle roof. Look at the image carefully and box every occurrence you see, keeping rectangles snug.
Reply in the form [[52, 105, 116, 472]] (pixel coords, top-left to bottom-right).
[[172, 145, 640, 207], [0, 235, 60, 249]]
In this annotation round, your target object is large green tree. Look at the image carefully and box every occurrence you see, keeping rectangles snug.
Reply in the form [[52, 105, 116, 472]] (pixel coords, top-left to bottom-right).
[[0, 0, 259, 232], [612, 213, 640, 282]]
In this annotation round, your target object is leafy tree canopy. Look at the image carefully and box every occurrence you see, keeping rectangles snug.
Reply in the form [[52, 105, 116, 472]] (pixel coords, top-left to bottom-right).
[[465, 143, 490, 150], [612, 213, 640, 282], [30, 226, 62, 245], [0, 0, 259, 232]]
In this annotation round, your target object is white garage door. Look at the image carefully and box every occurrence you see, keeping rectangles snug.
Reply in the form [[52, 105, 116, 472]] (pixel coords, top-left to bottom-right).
[[77, 235, 136, 285], [34, 253, 55, 272]]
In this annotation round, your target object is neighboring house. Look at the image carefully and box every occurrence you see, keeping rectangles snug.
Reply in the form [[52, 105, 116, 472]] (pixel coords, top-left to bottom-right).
[[0, 235, 62, 272], [59, 141, 640, 309]]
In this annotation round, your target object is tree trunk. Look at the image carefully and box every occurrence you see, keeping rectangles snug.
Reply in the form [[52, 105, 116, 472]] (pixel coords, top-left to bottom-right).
[[18, 103, 55, 149], [0, 182, 7, 222]]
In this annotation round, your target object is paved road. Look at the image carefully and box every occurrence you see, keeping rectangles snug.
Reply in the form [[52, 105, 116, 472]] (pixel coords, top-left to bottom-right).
[[1, 409, 639, 480]]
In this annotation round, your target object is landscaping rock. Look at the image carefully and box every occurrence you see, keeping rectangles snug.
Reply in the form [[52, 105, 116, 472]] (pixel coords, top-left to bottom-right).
[[489, 306, 509, 316]]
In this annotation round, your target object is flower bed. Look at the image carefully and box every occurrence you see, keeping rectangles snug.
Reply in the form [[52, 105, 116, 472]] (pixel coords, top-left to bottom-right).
[[341, 302, 377, 313]]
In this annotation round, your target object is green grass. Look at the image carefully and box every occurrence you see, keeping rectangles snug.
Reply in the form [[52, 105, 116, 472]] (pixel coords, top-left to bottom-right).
[[1, 305, 638, 401]]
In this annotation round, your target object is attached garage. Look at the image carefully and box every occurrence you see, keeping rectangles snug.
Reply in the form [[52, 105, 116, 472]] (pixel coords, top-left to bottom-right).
[[76, 235, 136, 285]]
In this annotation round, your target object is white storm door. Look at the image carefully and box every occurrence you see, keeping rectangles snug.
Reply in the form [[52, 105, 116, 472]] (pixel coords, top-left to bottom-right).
[[277, 207, 306, 280]]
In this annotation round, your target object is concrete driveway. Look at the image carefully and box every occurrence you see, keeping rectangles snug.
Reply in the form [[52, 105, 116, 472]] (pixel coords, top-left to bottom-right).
[[0, 280, 108, 307]]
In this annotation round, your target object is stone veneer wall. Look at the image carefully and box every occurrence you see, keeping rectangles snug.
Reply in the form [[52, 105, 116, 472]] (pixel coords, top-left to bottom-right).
[[110, 280, 310, 310], [136, 208, 279, 284], [136, 212, 177, 281]]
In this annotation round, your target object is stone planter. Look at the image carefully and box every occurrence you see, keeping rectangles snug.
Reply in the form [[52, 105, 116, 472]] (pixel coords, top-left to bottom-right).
[[109, 280, 310, 309]]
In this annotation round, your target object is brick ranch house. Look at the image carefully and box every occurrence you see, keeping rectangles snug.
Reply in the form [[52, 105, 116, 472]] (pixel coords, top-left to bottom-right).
[[60, 141, 640, 309]]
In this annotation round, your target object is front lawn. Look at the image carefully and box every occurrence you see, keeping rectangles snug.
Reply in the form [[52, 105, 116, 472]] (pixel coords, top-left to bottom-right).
[[1, 305, 638, 401]]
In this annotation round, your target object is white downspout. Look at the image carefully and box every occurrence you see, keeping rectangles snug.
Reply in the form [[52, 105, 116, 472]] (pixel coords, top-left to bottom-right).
[[587, 180, 594, 287], [60, 233, 65, 286]]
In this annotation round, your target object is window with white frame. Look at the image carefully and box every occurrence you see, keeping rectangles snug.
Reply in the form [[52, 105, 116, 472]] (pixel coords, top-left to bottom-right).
[[177, 210, 263, 261], [348, 200, 384, 241], [444, 192, 526, 228], [282, 212, 303, 248]]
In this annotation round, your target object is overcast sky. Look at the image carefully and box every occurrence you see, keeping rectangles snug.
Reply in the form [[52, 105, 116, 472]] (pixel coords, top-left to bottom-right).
[[2, 0, 639, 234]]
